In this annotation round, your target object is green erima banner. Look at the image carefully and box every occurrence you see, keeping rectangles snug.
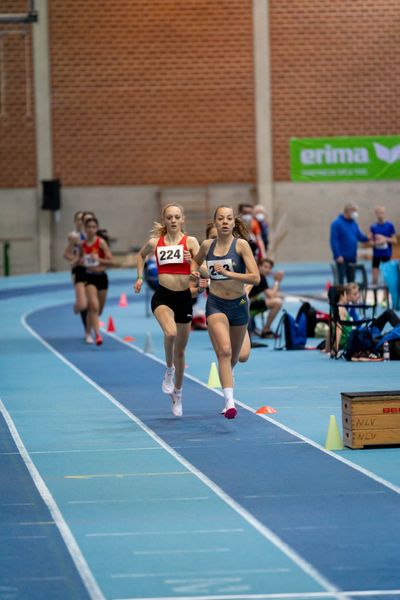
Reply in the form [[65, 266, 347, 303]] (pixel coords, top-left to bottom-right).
[[290, 136, 400, 182]]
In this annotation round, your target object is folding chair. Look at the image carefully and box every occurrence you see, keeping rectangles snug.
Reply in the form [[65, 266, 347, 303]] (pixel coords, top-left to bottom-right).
[[327, 286, 376, 359], [351, 263, 389, 306]]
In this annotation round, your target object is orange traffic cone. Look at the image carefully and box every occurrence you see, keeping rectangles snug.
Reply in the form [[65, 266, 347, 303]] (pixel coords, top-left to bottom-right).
[[107, 316, 116, 332], [119, 293, 128, 307], [256, 406, 277, 414]]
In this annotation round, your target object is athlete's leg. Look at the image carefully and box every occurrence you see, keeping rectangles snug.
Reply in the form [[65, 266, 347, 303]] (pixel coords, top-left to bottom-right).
[[153, 305, 177, 368], [98, 289, 107, 316], [168, 322, 191, 417], [174, 322, 191, 389], [230, 324, 249, 368], [207, 312, 233, 387], [238, 330, 251, 363], [85, 284, 100, 338], [74, 281, 87, 313]]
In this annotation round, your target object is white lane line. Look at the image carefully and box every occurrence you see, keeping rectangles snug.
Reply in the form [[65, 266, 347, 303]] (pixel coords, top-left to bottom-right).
[[0, 535, 47, 540], [112, 591, 400, 600], [86, 528, 244, 538], [29, 446, 162, 455], [0, 502, 34, 507], [6, 576, 66, 583], [6, 521, 54, 526], [21, 311, 342, 598], [243, 490, 385, 499], [259, 386, 299, 390], [111, 568, 291, 579], [133, 548, 231, 556], [69, 496, 209, 505], [0, 398, 105, 600], [64, 471, 190, 480]]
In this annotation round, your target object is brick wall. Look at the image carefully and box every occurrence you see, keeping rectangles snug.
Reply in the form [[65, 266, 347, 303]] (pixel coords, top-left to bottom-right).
[[270, 0, 400, 181], [0, 1, 36, 187], [49, 0, 256, 186], [4, 1, 397, 189]]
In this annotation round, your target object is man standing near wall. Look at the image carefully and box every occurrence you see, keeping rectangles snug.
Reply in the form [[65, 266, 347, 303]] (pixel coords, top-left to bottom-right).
[[330, 203, 369, 284]]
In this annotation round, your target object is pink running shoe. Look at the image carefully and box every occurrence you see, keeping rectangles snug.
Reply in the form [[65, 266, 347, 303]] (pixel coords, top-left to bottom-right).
[[224, 407, 237, 419]]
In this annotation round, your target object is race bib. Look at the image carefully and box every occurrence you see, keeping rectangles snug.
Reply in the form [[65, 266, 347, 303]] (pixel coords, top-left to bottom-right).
[[156, 245, 184, 265], [375, 242, 388, 250], [207, 258, 233, 280], [83, 253, 100, 268]]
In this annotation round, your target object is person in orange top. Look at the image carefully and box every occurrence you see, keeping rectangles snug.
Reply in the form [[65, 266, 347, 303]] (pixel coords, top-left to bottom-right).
[[79, 217, 113, 346], [134, 203, 203, 417]]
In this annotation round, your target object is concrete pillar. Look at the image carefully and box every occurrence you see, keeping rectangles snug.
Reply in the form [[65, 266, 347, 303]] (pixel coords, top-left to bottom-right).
[[32, 0, 52, 272], [252, 0, 273, 220]]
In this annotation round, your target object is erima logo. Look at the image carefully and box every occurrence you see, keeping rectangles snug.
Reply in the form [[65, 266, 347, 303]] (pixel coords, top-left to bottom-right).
[[300, 144, 369, 165], [373, 143, 400, 164]]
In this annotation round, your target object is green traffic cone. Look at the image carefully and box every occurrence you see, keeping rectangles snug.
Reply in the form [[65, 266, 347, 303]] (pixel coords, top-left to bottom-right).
[[324, 415, 344, 450], [207, 361, 221, 388]]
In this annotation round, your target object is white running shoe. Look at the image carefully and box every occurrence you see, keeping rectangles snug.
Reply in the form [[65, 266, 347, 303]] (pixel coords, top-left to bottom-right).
[[162, 367, 175, 394], [171, 391, 183, 417], [85, 334, 94, 344]]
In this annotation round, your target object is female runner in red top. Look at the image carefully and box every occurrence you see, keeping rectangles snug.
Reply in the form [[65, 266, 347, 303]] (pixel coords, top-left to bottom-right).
[[134, 203, 202, 417], [80, 217, 113, 345]]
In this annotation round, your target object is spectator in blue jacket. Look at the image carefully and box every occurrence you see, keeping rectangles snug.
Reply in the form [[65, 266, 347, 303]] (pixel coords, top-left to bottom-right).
[[370, 205, 397, 285], [330, 203, 369, 284]]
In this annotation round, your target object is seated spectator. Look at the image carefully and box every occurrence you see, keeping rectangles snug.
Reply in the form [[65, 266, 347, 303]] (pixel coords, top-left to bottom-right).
[[346, 282, 400, 333], [322, 285, 353, 354], [248, 258, 284, 338]]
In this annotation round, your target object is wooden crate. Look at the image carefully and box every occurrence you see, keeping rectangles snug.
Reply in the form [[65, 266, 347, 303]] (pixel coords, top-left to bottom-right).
[[341, 390, 400, 449]]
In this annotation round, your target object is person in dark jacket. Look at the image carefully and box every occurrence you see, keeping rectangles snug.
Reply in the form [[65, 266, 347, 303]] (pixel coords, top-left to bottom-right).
[[330, 203, 370, 284]]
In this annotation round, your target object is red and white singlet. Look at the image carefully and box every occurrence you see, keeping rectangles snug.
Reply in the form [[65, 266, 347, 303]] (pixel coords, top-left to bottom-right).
[[82, 237, 104, 269], [155, 235, 191, 275]]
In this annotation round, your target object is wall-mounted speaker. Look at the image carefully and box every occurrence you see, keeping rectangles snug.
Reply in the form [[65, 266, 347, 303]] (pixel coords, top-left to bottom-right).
[[42, 179, 61, 211]]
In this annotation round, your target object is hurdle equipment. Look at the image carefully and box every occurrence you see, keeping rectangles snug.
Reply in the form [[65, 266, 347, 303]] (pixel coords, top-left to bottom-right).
[[342, 390, 400, 449], [119, 293, 128, 307], [324, 415, 344, 450], [106, 316, 116, 332], [144, 331, 154, 354], [207, 362, 221, 388]]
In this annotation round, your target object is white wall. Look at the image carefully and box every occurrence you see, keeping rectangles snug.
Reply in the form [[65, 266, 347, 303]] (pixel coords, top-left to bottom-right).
[[274, 181, 400, 262], [0, 189, 38, 275]]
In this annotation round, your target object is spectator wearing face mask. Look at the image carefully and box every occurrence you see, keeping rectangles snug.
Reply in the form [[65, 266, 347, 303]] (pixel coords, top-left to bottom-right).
[[238, 203, 266, 261], [253, 204, 269, 251], [330, 202, 370, 284]]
